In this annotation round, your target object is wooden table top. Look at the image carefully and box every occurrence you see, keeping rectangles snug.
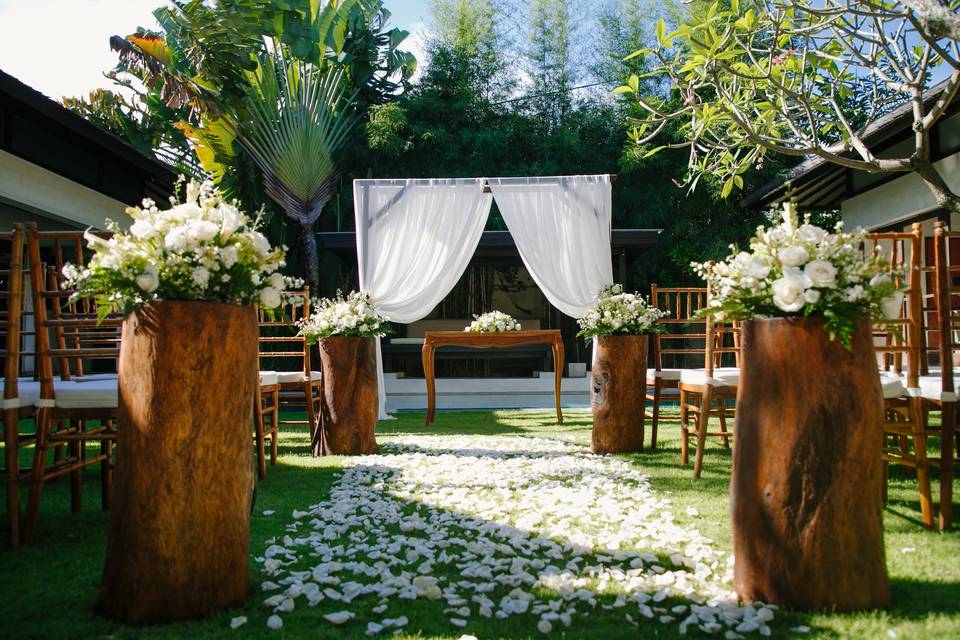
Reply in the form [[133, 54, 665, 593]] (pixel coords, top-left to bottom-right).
[[422, 330, 562, 348]]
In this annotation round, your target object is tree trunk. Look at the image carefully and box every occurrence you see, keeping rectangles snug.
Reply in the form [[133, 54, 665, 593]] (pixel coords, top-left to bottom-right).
[[590, 335, 647, 453], [316, 336, 378, 456], [300, 222, 321, 291], [912, 157, 960, 214], [732, 318, 890, 612], [94, 302, 257, 623]]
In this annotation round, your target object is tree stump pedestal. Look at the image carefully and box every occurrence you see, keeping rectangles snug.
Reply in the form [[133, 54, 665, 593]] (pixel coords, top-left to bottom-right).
[[94, 302, 257, 624], [590, 335, 647, 453], [315, 336, 378, 455], [732, 318, 890, 611]]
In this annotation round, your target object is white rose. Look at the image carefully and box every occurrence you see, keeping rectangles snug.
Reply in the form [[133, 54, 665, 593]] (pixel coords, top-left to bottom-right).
[[169, 202, 203, 220], [777, 245, 810, 267], [771, 275, 808, 312], [164, 228, 191, 252], [803, 289, 821, 304], [803, 260, 837, 288], [136, 269, 159, 293], [130, 219, 156, 239], [259, 286, 281, 308], [744, 255, 771, 279], [189, 220, 219, 243], [250, 231, 271, 257], [798, 224, 828, 244], [269, 272, 285, 290], [220, 204, 243, 238]]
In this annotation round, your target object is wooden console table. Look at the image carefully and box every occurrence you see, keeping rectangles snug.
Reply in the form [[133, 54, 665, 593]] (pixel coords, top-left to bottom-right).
[[422, 330, 565, 426]]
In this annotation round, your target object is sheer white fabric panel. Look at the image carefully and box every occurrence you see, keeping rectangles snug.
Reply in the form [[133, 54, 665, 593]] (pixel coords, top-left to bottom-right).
[[353, 178, 493, 418], [488, 175, 614, 318]]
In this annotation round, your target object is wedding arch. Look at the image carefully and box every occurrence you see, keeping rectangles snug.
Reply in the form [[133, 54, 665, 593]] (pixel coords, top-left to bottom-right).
[[353, 175, 615, 418]]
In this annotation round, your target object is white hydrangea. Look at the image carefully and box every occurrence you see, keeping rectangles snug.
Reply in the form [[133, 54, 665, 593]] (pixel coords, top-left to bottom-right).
[[299, 291, 390, 342], [577, 284, 667, 338], [62, 177, 303, 314], [693, 202, 904, 345], [465, 311, 522, 333]]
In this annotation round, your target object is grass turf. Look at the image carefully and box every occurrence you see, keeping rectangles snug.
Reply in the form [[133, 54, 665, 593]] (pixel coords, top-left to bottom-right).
[[0, 408, 957, 639]]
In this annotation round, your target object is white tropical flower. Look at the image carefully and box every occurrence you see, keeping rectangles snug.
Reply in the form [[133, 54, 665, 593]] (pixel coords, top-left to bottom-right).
[[250, 231, 272, 257], [803, 260, 837, 288], [777, 245, 810, 267]]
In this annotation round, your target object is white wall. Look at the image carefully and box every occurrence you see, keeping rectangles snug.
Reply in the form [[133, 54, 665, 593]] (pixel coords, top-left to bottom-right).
[[0, 149, 129, 229]]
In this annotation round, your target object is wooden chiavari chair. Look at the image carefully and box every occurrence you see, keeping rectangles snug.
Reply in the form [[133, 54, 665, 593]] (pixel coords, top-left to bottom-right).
[[869, 224, 935, 528], [1, 225, 38, 545], [255, 370, 280, 480], [24, 224, 120, 542], [257, 288, 321, 453], [677, 278, 740, 478], [646, 285, 710, 449], [921, 222, 959, 530]]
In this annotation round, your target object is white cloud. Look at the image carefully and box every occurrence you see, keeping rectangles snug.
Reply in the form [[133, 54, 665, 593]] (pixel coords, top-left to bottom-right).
[[0, 0, 159, 101]]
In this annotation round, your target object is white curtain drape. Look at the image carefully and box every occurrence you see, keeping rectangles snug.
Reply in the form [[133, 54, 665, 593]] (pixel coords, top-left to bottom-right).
[[488, 175, 614, 318], [354, 178, 493, 418]]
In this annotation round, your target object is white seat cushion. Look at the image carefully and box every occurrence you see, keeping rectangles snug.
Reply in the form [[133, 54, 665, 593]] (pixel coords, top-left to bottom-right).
[[679, 367, 740, 387], [390, 337, 425, 345], [880, 375, 906, 400], [276, 370, 322, 384], [52, 378, 118, 409], [646, 368, 682, 382], [259, 370, 279, 387], [912, 375, 956, 402], [1, 379, 40, 408]]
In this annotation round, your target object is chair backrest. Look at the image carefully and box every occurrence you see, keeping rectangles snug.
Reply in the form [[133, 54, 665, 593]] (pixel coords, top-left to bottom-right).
[[933, 221, 960, 395], [258, 287, 311, 375], [26, 225, 121, 399], [651, 283, 738, 373], [866, 223, 923, 389], [1, 225, 25, 402]]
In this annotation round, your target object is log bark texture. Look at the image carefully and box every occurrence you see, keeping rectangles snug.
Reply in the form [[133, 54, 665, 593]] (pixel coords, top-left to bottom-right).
[[316, 336, 378, 455], [732, 318, 890, 611], [591, 335, 647, 453], [94, 302, 257, 623]]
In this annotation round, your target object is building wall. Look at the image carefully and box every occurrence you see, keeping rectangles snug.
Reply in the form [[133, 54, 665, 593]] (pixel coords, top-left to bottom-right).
[[0, 149, 130, 230]]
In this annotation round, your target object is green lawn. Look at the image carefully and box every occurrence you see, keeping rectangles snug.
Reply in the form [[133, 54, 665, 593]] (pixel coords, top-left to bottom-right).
[[0, 408, 957, 639]]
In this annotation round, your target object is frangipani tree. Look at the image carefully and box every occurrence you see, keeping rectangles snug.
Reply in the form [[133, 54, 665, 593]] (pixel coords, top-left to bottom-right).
[[618, 0, 960, 212]]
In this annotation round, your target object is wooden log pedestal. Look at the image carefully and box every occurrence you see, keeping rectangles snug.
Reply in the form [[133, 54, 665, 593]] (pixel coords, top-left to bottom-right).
[[315, 336, 378, 456], [732, 318, 891, 612], [590, 335, 648, 453], [94, 302, 257, 624]]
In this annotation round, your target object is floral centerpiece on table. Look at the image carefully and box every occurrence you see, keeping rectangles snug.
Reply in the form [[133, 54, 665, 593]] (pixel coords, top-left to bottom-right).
[[64, 177, 300, 318], [578, 284, 668, 337], [298, 291, 390, 343], [693, 203, 902, 347], [465, 311, 522, 333]]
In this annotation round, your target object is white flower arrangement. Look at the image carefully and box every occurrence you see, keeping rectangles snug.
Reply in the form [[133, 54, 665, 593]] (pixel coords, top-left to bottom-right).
[[464, 311, 522, 333], [577, 284, 668, 338], [64, 177, 301, 318], [694, 203, 901, 346], [299, 291, 390, 343]]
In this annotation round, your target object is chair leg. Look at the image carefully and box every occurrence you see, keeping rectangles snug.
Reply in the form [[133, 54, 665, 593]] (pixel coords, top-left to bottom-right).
[[24, 429, 49, 544], [70, 422, 82, 514], [718, 403, 730, 449], [680, 388, 690, 466], [304, 383, 318, 448], [270, 389, 280, 468], [254, 390, 267, 481], [651, 382, 661, 450], [911, 398, 934, 528], [3, 410, 20, 546], [100, 432, 112, 511], [693, 386, 713, 479]]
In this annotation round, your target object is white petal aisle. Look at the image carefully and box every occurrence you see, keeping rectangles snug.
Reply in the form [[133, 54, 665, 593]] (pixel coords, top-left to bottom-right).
[[255, 435, 778, 637]]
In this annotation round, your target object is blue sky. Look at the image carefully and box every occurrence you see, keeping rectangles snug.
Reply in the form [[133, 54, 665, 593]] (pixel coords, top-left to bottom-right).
[[0, 0, 431, 101]]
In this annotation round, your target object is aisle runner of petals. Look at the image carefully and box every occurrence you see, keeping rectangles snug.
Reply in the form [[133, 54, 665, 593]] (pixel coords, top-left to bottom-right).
[[253, 436, 778, 637]]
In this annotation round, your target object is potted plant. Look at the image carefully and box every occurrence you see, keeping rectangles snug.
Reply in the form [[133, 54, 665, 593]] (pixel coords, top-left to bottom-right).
[[579, 285, 667, 453], [299, 290, 389, 455], [695, 203, 898, 611], [66, 177, 300, 623]]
